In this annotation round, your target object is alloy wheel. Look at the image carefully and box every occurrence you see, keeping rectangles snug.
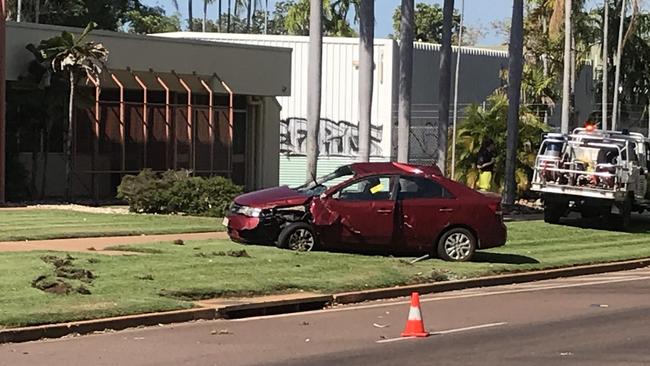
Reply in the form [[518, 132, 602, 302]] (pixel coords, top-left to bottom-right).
[[443, 232, 472, 261], [287, 228, 315, 252]]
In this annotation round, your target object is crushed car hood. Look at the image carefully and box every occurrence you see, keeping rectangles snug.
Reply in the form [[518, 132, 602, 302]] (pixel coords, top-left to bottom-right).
[[234, 186, 311, 208]]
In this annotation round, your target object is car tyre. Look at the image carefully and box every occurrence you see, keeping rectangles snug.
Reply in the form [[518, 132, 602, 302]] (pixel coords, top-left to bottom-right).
[[277, 222, 319, 252], [543, 204, 563, 224], [436, 228, 476, 262]]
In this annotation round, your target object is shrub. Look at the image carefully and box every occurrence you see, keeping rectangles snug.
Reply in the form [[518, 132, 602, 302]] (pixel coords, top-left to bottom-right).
[[117, 169, 242, 217], [450, 90, 549, 194]]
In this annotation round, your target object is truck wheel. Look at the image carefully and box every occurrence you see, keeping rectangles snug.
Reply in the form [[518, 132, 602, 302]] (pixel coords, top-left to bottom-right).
[[277, 223, 319, 252], [612, 198, 632, 231], [544, 204, 562, 224]]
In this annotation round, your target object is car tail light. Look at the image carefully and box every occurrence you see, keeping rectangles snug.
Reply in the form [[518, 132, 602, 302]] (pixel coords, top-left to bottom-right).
[[488, 201, 503, 216]]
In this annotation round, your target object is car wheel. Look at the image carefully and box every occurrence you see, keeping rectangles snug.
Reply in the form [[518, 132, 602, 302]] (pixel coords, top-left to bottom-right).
[[436, 228, 476, 262], [543, 204, 563, 224], [277, 222, 318, 252]]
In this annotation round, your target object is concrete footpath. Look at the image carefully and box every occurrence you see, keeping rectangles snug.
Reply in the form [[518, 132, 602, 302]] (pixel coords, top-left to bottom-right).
[[0, 232, 228, 254]]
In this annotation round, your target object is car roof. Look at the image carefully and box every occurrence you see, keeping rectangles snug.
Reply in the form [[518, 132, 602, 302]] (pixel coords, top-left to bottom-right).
[[349, 162, 442, 177]]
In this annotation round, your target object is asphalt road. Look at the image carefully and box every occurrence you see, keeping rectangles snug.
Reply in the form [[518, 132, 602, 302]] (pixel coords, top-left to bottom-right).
[[2, 268, 650, 366]]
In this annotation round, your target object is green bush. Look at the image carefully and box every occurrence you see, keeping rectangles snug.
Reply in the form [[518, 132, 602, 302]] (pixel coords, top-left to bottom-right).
[[117, 169, 242, 217], [450, 90, 549, 193]]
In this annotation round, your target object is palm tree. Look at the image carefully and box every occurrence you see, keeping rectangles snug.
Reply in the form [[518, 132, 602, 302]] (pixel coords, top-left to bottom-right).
[[203, 0, 210, 32], [602, 0, 609, 129], [397, 0, 414, 163], [171, 0, 194, 31], [437, 0, 454, 174], [306, 0, 323, 180], [189, 0, 194, 29], [612, 0, 639, 129], [504, 0, 525, 205], [28, 23, 108, 200], [560, 0, 571, 133], [357, 0, 373, 162], [227, 0, 232, 32]]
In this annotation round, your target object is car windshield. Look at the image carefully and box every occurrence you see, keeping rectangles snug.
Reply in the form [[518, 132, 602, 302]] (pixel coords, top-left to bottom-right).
[[294, 165, 355, 196]]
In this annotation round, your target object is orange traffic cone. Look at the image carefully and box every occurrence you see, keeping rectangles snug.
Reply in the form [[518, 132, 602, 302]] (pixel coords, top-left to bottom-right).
[[401, 292, 429, 337]]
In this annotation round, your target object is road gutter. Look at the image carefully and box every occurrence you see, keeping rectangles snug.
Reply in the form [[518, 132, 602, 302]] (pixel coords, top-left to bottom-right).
[[2, 257, 649, 344]]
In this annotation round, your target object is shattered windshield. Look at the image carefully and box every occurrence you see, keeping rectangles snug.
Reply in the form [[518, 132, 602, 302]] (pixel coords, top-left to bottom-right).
[[294, 165, 355, 196]]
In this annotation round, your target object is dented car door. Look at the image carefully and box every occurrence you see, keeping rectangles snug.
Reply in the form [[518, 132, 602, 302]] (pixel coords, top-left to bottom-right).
[[397, 176, 458, 250], [315, 175, 398, 247]]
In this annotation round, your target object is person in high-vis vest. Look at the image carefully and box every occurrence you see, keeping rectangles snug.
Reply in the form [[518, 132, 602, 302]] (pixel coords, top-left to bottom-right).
[[477, 139, 496, 191]]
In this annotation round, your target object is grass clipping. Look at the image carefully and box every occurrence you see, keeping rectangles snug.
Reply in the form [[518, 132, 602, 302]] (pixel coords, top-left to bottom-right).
[[32, 254, 95, 295]]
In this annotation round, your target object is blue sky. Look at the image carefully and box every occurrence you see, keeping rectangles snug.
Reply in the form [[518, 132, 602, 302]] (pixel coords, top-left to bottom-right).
[[142, 0, 517, 45], [142, 0, 624, 45]]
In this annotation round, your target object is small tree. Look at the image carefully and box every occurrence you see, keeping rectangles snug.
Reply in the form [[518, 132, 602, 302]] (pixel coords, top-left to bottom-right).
[[452, 91, 549, 194], [28, 22, 108, 200]]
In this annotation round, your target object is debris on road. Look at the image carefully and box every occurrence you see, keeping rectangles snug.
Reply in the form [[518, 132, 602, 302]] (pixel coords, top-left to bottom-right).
[[372, 323, 390, 328], [211, 329, 232, 335], [409, 254, 430, 264]]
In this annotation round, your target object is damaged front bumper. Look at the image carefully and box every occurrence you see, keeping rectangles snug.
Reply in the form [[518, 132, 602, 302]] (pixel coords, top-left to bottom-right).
[[225, 214, 282, 244]]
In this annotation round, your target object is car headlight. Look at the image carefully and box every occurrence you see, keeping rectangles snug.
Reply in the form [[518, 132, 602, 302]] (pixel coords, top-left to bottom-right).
[[236, 206, 262, 218]]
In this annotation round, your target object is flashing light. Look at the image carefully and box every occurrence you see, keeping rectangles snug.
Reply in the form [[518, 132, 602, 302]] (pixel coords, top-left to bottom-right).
[[584, 122, 596, 132]]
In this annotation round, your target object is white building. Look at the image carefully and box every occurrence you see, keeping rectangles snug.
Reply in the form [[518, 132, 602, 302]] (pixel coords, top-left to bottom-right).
[[156, 33, 509, 186]]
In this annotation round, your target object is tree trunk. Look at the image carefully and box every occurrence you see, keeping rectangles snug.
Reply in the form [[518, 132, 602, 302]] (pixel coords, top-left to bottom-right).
[[602, 0, 609, 130], [305, 0, 323, 181], [203, 0, 207, 32], [450, 0, 464, 179], [264, 0, 268, 34], [437, 0, 454, 174], [227, 0, 232, 32], [65, 72, 74, 201], [188, 0, 194, 31], [35, 0, 40, 23], [504, 0, 524, 205], [612, 0, 626, 130], [29, 127, 39, 199], [218, 0, 222, 31], [560, 0, 571, 133], [40, 126, 50, 200], [570, 29, 576, 126], [357, 0, 374, 162], [247, 0, 252, 31], [397, 0, 414, 163]]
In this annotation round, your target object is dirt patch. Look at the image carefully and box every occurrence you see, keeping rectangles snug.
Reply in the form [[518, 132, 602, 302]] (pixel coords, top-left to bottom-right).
[[30, 204, 130, 215], [55, 266, 95, 282], [195, 250, 251, 259], [41, 254, 74, 268], [32, 276, 74, 294], [136, 274, 154, 281], [32, 255, 96, 295]]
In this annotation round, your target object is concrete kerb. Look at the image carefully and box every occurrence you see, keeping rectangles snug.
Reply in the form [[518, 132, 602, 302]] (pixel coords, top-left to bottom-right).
[[2, 258, 649, 344]]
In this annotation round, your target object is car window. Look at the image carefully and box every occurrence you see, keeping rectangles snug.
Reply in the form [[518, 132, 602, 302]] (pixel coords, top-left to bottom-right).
[[398, 176, 450, 200], [338, 176, 394, 201]]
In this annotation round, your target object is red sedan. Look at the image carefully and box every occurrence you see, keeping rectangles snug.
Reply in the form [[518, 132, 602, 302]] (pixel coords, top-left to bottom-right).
[[224, 162, 506, 261]]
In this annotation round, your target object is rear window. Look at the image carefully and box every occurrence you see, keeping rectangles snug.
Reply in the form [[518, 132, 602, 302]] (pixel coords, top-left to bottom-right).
[[398, 176, 451, 200]]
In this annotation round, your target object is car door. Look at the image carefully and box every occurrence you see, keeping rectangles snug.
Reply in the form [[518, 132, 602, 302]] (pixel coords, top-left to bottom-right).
[[397, 175, 458, 251], [323, 175, 398, 247]]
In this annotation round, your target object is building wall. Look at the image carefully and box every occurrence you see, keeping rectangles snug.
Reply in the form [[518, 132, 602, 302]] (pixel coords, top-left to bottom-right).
[[6, 22, 292, 97], [157, 33, 515, 186]]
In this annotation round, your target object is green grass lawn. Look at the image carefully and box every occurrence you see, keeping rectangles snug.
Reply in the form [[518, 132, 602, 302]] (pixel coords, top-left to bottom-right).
[[0, 209, 223, 241], [2, 218, 650, 328]]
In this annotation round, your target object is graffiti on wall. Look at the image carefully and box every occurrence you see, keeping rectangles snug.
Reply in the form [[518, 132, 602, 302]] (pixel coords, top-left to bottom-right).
[[280, 117, 383, 157]]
